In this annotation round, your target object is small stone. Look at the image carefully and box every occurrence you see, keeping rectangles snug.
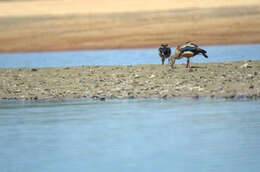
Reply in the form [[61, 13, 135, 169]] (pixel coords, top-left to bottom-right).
[[249, 85, 254, 89], [192, 95, 199, 99], [149, 74, 156, 79], [162, 94, 167, 99], [13, 90, 21, 93], [226, 94, 236, 99], [91, 95, 99, 99], [128, 95, 135, 99], [240, 63, 252, 68], [97, 90, 103, 94]]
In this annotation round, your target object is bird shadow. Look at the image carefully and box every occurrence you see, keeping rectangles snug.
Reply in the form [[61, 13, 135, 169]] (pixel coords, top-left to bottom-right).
[[190, 66, 206, 69]]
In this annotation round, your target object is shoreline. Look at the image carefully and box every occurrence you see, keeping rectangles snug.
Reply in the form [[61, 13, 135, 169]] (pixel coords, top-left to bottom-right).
[[1, 42, 259, 54], [0, 96, 259, 102], [1, 61, 259, 100]]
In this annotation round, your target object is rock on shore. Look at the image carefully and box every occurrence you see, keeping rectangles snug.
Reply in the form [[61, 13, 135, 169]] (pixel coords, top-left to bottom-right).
[[0, 61, 260, 100]]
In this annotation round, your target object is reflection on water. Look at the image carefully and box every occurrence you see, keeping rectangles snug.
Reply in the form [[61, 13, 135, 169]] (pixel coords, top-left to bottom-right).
[[0, 99, 260, 172], [0, 44, 259, 68]]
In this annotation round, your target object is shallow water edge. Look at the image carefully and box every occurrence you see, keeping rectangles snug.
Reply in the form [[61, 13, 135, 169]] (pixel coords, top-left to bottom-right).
[[1, 44, 260, 68]]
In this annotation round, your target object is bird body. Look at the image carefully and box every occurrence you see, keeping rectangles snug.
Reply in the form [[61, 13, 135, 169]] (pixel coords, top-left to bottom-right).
[[158, 44, 171, 65], [170, 42, 208, 68]]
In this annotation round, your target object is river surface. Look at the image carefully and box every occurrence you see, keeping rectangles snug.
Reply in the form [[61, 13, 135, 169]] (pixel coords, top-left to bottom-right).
[[0, 99, 260, 172], [0, 44, 259, 68], [1, 45, 260, 171]]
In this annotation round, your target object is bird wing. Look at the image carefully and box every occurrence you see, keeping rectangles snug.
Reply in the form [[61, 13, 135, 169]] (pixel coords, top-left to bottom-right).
[[186, 42, 198, 47], [164, 47, 171, 57], [180, 42, 197, 48], [180, 46, 197, 54]]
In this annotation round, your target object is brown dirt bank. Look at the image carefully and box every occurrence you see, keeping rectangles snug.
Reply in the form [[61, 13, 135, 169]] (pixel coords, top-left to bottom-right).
[[1, 0, 259, 16], [1, 5, 260, 52], [0, 61, 260, 100]]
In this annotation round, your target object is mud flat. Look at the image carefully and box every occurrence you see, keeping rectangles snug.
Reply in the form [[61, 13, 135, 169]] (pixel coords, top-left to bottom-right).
[[0, 60, 259, 100]]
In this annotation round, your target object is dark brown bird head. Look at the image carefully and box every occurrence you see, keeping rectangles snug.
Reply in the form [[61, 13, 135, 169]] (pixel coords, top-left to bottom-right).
[[160, 43, 168, 47]]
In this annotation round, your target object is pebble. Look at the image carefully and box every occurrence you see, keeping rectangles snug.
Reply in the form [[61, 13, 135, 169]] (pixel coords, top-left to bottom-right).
[[240, 63, 252, 68], [31, 68, 38, 72], [149, 74, 155, 79], [249, 85, 254, 89]]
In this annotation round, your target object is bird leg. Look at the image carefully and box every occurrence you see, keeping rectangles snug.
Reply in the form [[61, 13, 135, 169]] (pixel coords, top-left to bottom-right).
[[170, 56, 176, 69], [161, 56, 165, 65], [159, 53, 165, 65], [186, 58, 190, 68]]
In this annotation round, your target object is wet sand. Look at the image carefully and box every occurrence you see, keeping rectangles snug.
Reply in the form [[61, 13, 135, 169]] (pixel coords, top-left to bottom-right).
[[1, 61, 259, 100], [0, 4, 260, 52]]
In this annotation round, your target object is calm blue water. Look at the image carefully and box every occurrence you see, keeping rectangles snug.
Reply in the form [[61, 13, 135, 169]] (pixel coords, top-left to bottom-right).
[[1, 45, 260, 171], [0, 44, 259, 68], [0, 99, 260, 172]]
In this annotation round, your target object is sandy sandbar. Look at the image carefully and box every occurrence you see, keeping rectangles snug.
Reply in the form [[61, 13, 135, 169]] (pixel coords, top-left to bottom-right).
[[1, 61, 259, 100]]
